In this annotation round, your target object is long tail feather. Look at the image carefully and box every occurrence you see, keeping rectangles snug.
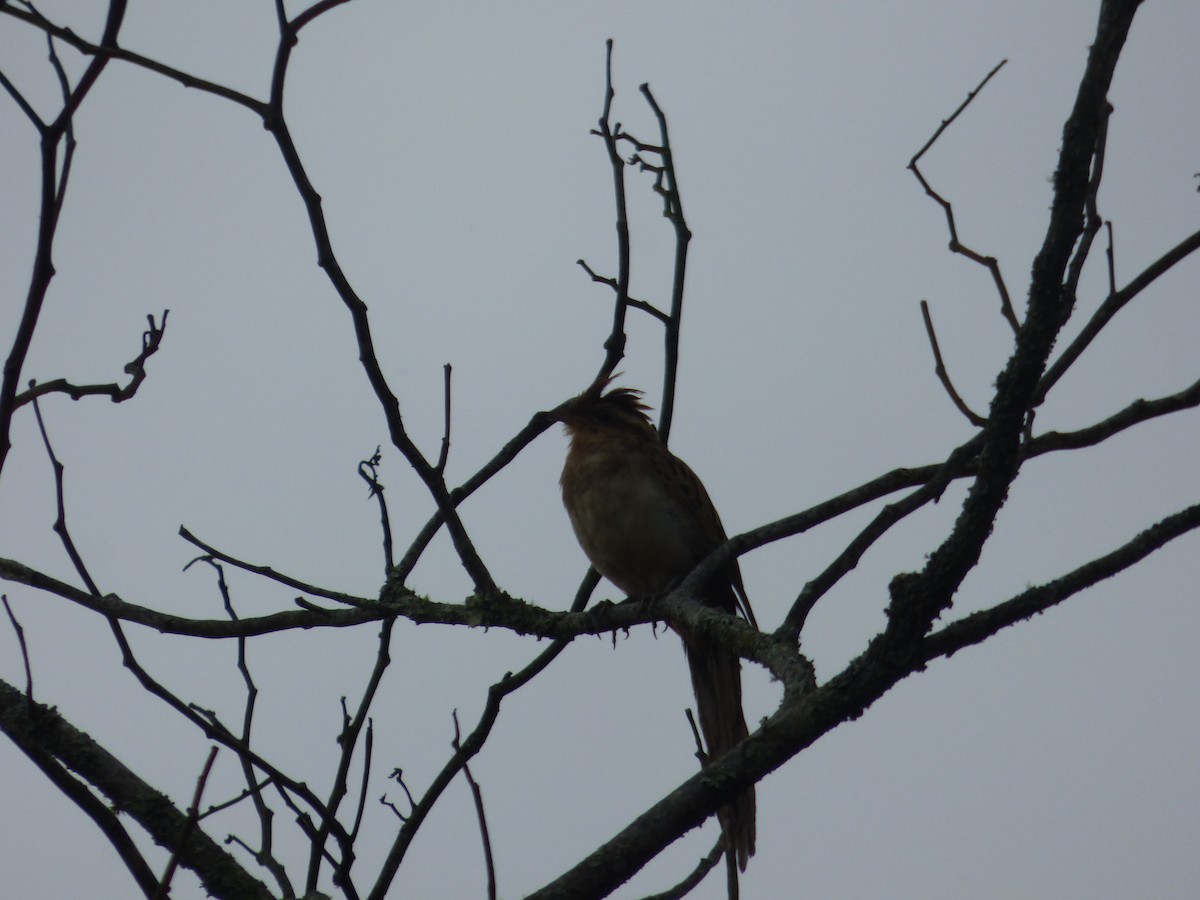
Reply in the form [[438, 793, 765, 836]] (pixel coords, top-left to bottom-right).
[[681, 629, 756, 872]]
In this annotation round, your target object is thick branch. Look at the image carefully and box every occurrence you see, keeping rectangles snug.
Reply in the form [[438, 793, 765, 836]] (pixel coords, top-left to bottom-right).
[[0, 678, 272, 900], [883, 0, 1144, 645], [923, 501, 1200, 662]]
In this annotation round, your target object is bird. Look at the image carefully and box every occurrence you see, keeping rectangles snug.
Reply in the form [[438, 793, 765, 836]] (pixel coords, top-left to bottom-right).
[[556, 381, 756, 879]]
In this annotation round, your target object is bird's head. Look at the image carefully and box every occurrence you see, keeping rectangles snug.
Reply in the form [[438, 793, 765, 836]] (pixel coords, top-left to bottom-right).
[[555, 380, 659, 440]]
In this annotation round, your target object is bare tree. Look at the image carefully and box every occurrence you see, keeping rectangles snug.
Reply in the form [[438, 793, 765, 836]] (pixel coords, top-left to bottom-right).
[[0, 1, 1194, 898]]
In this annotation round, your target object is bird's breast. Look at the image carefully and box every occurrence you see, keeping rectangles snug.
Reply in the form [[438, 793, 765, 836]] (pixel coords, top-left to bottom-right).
[[561, 447, 698, 596]]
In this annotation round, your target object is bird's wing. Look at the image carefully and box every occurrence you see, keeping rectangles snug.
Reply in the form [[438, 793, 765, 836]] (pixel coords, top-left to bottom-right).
[[663, 451, 758, 628]]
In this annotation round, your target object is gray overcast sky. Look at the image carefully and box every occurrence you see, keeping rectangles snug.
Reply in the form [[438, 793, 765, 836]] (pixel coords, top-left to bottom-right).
[[1, 2, 1198, 898]]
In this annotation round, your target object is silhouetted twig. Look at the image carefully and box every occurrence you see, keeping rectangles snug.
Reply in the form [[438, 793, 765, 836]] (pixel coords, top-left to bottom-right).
[[909, 59, 1019, 333], [14, 312, 169, 408], [1, 595, 33, 701], [454, 711, 497, 900], [152, 746, 220, 900], [919, 300, 987, 426]]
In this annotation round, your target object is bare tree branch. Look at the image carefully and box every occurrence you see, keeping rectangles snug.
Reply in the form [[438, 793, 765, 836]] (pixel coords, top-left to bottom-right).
[[15, 312, 169, 407], [638, 839, 724, 900], [1035, 224, 1200, 404], [2, 4, 1187, 899], [436, 363, 453, 475], [577, 258, 670, 323], [260, 3, 498, 598], [305, 619, 393, 895], [186, 556, 295, 897], [919, 299, 988, 426], [0, 3, 266, 114], [908, 58, 1020, 333], [882, 0, 1144, 650], [180, 526, 375, 608], [923, 501, 1200, 662], [31, 394, 100, 594], [0, 679, 274, 900], [453, 710, 498, 900], [0, 0, 128, 480], [1, 595, 33, 701], [152, 746, 220, 900], [637, 83, 691, 442]]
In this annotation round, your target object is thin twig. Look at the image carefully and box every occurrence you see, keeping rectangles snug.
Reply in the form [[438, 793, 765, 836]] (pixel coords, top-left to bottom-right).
[[358, 448, 395, 574], [1, 595, 33, 701], [453, 711, 497, 900], [198, 777, 274, 820], [366, 569, 600, 900], [919, 300, 987, 426], [350, 720, 374, 840], [14, 311, 169, 407], [30, 392, 100, 594], [638, 83, 691, 443], [594, 39, 632, 382], [0, 1, 128, 480], [908, 59, 1019, 333], [0, 65, 45, 129], [179, 526, 374, 608], [0, 3, 266, 114], [263, 0, 498, 598], [637, 838, 725, 900], [152, 746, 219, 900], [909, 59, 1009, 163], [437, 363, 453, 474], [305, 619, 394, 895], [576, 259, 670, 323], [44, 28, 79, 222], [102, 611, 346, 850], [1035, 226, 1200, 404], [777, 436, 984, 642], [1104, 221, 1116, 296], [186, 556, 294, 897], [381, 768, 417, 820], [1059, 102, 1113, 324]]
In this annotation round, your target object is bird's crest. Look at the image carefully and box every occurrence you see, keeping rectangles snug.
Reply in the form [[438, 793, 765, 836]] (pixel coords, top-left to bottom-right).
[[561, 380, 658, 437]]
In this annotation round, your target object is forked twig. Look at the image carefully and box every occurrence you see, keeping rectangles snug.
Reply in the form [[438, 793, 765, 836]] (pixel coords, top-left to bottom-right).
[[576, 259, 670, 323], [179, 526, 374, 608], [909, 59, 1019, 333], [593, 39, 633, 382], [15, 311, 169, 408], [636, 82, 691, 443], [184, 555, 294, 897], [1035, 226, 1200, 404]]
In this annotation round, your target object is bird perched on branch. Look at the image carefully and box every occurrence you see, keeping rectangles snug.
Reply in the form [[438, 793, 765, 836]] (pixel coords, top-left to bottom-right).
[[556, 381, 756, 878]]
